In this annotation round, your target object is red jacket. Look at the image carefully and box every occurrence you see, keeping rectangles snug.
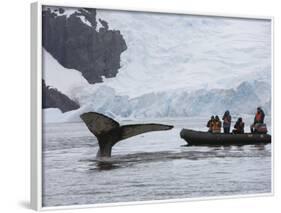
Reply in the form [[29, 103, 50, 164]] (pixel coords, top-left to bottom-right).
[[254, 110, 265, 124]]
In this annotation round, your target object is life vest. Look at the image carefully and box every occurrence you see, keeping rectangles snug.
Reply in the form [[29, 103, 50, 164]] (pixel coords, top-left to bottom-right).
[[223, 115, 230, 122], [223, 115, 231, 127], [213, 121, 221, 132], [236, 122, 244, 131], [255, 112, 263, 122]]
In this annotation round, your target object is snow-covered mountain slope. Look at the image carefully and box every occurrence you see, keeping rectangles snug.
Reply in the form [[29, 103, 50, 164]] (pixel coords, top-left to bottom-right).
[[43, 49, 89, 98], [42, 7, 271, 121]]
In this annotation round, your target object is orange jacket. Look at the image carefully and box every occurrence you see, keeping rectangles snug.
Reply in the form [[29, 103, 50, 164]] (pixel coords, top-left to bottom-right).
[[212, 120, 221, 132]]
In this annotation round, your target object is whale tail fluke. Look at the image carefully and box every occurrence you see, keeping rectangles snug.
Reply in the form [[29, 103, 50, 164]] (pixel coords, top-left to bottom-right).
[[80, 112, 174, 157]]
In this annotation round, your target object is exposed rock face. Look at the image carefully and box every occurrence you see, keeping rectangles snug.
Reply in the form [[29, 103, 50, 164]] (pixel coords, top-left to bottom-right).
[[42, 80, 80, 113], [42, 7, 127, 83]]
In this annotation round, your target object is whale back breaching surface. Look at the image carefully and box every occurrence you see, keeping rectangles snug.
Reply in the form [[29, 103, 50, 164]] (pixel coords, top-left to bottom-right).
[[80, 112, 174, 157]]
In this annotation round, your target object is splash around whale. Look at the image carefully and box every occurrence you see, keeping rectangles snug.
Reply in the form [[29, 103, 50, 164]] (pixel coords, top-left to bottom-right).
[[80, 112, 174, 158]]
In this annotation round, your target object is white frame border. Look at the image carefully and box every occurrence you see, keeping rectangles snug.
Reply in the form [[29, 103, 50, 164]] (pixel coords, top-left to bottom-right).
[[31, 2, 42, 211], [31, 0, 274, 211]]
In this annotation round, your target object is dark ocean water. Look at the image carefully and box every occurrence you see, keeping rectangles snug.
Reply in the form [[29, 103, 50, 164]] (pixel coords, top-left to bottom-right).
[[42, 117, 271, 207]]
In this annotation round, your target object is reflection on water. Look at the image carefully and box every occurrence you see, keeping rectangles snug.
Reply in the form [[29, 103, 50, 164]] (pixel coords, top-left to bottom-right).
[[93, 162, 122, 171], [42, 118, 272, 207], [87, 144, 268, 171]]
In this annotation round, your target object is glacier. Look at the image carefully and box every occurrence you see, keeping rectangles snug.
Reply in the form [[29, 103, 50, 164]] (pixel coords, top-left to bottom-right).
[[42, 8, 272, 123], [44, 80, 271, 123], [95, 9, 271, 97]]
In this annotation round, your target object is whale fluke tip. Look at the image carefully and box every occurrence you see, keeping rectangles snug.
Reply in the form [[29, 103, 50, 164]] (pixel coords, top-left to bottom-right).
[[80, 112, 120, 136]]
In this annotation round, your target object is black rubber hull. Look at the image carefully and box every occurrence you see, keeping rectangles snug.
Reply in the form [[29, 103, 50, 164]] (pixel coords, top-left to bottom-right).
[[180, 129, 271, 146]]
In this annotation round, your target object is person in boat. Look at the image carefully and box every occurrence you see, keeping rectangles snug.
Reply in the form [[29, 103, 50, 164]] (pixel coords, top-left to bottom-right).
[[250, 107, 266, 133], [212, 115, 222, 133], [232, 117, 244, 134], [206, 115, 215, 133], [222, 110, 231, 134]]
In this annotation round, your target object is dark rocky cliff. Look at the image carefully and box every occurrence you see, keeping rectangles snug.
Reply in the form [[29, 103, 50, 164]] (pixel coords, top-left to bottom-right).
[[42, 7, 127, 83], [42, 80, 80, 113]]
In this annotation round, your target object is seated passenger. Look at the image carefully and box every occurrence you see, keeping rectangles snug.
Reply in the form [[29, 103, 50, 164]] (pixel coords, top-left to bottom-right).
[[232, 117, 244, 134], [206, 115, 215, 133], [212, 115, 222, 133], [250, 107, 266, 133]]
